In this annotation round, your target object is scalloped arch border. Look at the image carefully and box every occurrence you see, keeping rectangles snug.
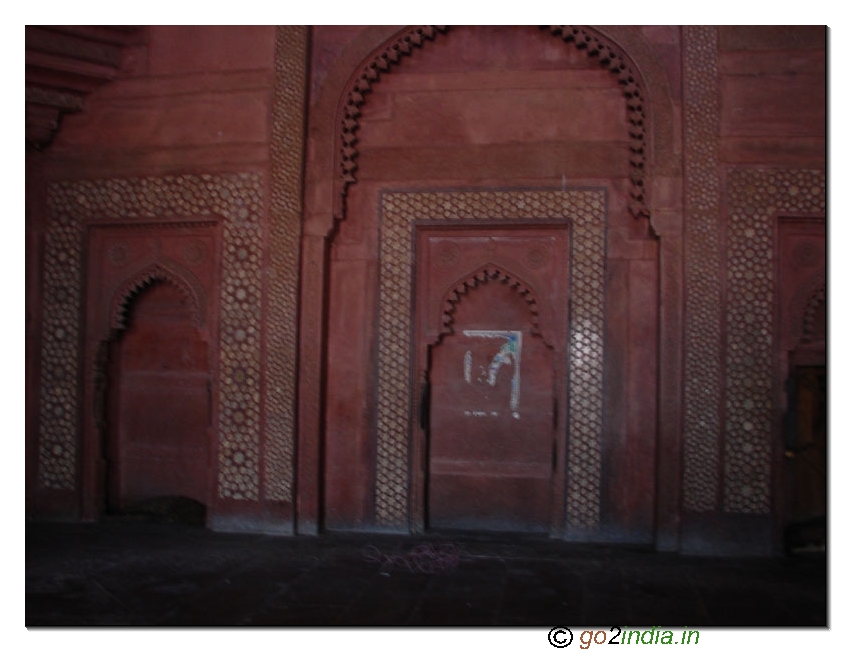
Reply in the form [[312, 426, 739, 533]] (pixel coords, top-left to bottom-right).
[[335, 25, 653, 218], [109, 261, 207, 331], [438, 263, 546, 343]]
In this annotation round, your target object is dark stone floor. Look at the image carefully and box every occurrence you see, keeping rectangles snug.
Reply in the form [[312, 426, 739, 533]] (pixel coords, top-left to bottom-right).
[[25, 521, 827, 627]]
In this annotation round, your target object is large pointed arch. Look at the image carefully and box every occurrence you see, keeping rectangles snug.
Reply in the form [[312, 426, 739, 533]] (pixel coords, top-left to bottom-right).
[[296, 26, 682, 542], [333, 25, 672, 219]]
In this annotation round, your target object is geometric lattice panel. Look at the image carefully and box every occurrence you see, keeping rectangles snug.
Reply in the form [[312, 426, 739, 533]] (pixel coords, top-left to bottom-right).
[[682, 25, 723, 512], [42, 173, 264, 500], [265, 25, 309, 502], [724, 168, 825, 513], [377, 189, 606, 530]]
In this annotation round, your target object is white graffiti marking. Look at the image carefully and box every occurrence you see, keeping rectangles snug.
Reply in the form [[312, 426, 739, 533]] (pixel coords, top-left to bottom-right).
[[462, 330, 522, 418]]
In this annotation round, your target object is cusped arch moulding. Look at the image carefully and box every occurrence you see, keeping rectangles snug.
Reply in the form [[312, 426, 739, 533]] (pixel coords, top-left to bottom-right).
[[108, 260, 207, 332], [335, 25, 651, 219], [438, 264, 545, 342]]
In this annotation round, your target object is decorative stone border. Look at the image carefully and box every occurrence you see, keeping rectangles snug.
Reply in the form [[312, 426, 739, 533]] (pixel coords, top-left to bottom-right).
[[266, 26, 309, 503], [377, 189, 606, 530], [41, 173, 264, 501], [682, 25, 723, 513], [724, 168, 825, 513]]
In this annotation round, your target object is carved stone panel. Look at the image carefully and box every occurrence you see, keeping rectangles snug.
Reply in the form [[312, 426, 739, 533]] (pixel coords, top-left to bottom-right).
[[377, 189, 606, 532], [415, 226, 570, 533], [41, 174, 265, 508], [683, 25, 723, 513], [724, 168, 825, 514], [85, 223, 219, 513]]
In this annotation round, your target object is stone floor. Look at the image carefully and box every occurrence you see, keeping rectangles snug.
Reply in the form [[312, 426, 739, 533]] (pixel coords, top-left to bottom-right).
[[25, 521, 827, 627]]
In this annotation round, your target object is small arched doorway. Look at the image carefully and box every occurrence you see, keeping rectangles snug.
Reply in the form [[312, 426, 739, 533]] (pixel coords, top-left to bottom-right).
[[105, 279, 212, 520]]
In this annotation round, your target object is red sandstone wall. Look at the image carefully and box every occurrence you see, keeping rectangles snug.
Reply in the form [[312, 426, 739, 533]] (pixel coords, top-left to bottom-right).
[[679, 26, 826, 553], [26, 26, 279, 520], [45, 26, 276, 176], [718, 26, 825, 166], [25, 26, 826, 552]]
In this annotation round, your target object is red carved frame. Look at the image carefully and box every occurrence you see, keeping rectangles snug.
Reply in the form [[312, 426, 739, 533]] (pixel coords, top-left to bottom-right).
[[298, 26, 683, 545], [80, 227, 219, 521], [412, 245, 568, 535]]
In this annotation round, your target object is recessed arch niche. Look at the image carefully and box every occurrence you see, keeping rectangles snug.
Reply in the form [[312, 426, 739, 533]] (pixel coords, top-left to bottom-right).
[[104, 276, 212, 514], [80, 222, 221, 522], [300, 25, 678, 543]]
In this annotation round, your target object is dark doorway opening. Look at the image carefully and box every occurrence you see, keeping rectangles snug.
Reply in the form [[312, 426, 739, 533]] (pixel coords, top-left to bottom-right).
[[783, 364, 826, 553]]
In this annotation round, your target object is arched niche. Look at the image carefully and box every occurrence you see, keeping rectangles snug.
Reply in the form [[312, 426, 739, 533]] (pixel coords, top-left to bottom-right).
[[297, 26, 680, 544], [79, 224, 220, 523], [104, 278, 212, 512], [423, 264, 558, 532]]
